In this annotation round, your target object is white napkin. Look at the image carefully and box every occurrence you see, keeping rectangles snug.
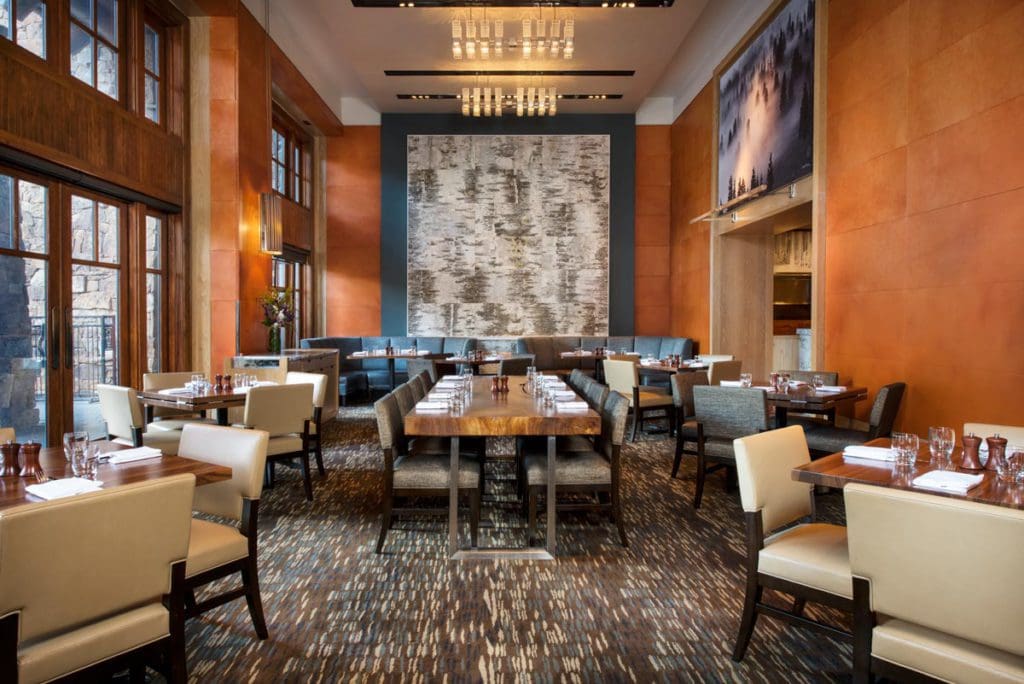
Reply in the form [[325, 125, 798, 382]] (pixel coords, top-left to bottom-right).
[[416, 350, 429, 356], [415, 401, 449, 412], [26, 477, 103, 500], [685, 362, 708, 368], [719, 380, 743, 387], [428, 391, 454, 400], [553, 391, 577, 401], [108, 447, 163, 464], [540, 376, 564, 384], [352, 351, 368, 357], [752, 385, 774, 391], [556, 401, 590, 411], [441, 375, 462, 381], [639, 358, 660, 367], [816, 385, 847, 393], [435, 381, 462, 389], [400, 348, 416, 354], [842, 445, 896, 462], [158, 387, 193, 396], [912, 470, 984, 495]]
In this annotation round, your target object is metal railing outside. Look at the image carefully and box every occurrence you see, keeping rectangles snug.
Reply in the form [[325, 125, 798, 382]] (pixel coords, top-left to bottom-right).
[[30, 315, 118, 399]]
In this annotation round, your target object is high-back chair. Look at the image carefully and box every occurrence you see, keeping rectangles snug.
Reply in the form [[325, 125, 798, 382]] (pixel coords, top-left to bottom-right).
[[522, 391, 630, 546], [845, 484, 1024, 683], [405, 358, 437, 386], [690, 385, 768, 508], [373, 392, 481, 553], [178, 424, 271, 640], [142, 371, 211, 426], [584, 379, 609, 413], [96, 384, 183, 455], [286, 371, 328, 476], [408, 376, 426, 402], [568, 369, 587, 393], [731, 426, 853, 661], [603, 358, 674, 441], [0, 427, 14, 443], [803, 382, 906, 455], [670, 371, 709, 479], [0, 475, 195, 683], [393, 382, 415, 415], [498, 355, 535, 377], [708, 359, 742, 386], [241, 383, 315, 501]]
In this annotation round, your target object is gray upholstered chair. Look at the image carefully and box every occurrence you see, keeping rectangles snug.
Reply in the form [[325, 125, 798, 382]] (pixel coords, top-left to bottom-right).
[[522, 391, 630, 546], [604, 359, 674, 441], [498, 355, 535, 376], [409, 368, 433, 395], [405, 358, 437, 386], [731, 426, 853, 661], [96, 384, 183, 455], [670, 371, 709, 479], [583, 379, 609, 413], [707, 360, 742, 386], [393, 382, 416, 416], [690, 385, 769, 508], [179, 424, 270, 640], [845, 483, 1024, 683], [0, 475, 195, 683], [286, 371, 328, 476], [373, 392, 481, 553], [240, 383, 315, 501], [802, 383, 906, 455], [408, 376, 426, 402]]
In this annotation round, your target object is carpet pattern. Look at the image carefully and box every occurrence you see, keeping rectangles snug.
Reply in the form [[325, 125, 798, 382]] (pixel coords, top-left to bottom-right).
[[182, 406, 853, 682]]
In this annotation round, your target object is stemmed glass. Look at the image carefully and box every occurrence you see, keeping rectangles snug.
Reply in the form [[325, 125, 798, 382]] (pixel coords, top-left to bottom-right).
[[928, 426, 955, 470]]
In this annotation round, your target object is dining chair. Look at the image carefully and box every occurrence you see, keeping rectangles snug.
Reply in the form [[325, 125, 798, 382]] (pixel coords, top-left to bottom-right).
[[670, 371, 709, 479], [142, 371, 213, 426], [240, 383, 315, 501], [707, 359, 742, 386], [603, 358, 674, 442], [96, 384, 184, 455], [568, 369, 587, 394], [408, 376, 426, 402], [178, 424, 271, 640], [373, 392, 481, 553], [731, 426, 853, 661], [522, 391, 630, 546], [0, 474, 195, 683], [410, 370, 433, 396], [845, 483, 1024, 684], [405, 358, 437, 385], [393, 382, 415, 416], [498, 355, 535, 376], [691, 385, 769, 508], [583, 378, 609, 412], [802, 382, 906, 455], [286, 371, 328, 477], [0, 427, 13, 443]]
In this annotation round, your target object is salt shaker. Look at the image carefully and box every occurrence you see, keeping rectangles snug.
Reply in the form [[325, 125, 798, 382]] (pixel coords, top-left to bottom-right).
[[19, 442, 42, 479], [961, 433, 983, 471], [985, 434, 1008, 473], [0, 442, 20, 477]]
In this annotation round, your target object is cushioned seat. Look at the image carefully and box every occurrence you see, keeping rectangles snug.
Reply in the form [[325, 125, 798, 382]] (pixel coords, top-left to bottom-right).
[[393, 454, 480, 489], [872, 617, 1024, 684], [635, 389, 673, 408], [186, 518, 249, 578], [801, 425, 871, 453], [98, 384, 184, 455], [266, 434, 304, 456], [524, 450, 610, 486], [408, 436, 483, 456], [111, 426, 183, 454], [802, 382, 906, 453], [758, 523, 852, 598]]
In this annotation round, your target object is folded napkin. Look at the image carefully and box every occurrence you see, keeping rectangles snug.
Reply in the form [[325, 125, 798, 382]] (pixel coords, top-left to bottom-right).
[[400, 348, 416, 354], [815, 385, 847, 393], [556, 401, 590, 412], [441, 375, 462, 381], [912, 470, 984, 495], [543, 381, 568, 391], [158, 387, 193, 396], [842, 445, 896, 462], [416, 350, 429, 356], [352, 351, 368, 357], [415, 401, 449, 412], [639, 358, 660, 367], [26, 477, 103, 500], [108, 447, 163, 465], [685, 362, 708, 368], [539, 376, 563, 384], [553, 391, 578, 401], [752, 385, 774, 391], [560, 351, 593, 357], [428, 391, 454, 400], [719, 380, 743, 387], [435, 381, 462, 389]]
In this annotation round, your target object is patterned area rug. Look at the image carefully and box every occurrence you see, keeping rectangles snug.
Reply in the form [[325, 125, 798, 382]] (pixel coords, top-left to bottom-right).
[[182, 406, 852, 682]]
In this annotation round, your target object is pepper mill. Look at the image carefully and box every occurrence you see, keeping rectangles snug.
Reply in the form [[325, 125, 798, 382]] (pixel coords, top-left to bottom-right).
[[500, 375, 510, 393], [214, 374, 224, 392], [491, 376, 500, 393], [961, 433, 983, 471], [0, 442, 20, 477], [19, 442, 42, 479], [985, 434, 1008, 472], [224, 375, 233, 392]]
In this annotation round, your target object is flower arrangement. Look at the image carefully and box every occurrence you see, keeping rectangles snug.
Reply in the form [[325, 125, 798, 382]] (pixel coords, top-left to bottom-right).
[[260, 287, 295, 354]]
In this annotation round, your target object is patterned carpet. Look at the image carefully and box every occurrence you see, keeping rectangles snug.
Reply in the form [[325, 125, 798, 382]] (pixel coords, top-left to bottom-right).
[[182, 405, 853, 682]]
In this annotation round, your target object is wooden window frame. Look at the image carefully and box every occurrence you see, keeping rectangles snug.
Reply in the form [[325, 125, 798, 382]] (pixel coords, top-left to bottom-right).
[[271, 248, 309, 349], [271, 108, 311, 207], [140, 208, 167, 373], [1, 0, 49, 60], [67, 0, 124, 102], [139, 10, 165, 125]]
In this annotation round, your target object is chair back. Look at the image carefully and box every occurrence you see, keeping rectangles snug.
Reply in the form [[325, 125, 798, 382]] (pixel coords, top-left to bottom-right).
[[96, 384, 145, 440], [373, 392, 403, 452], [867, 382, 905, 437], [963, 422, 1024, 447], [780, 370, 840, 386], [845, 483, 1024, 656], [599, 392, 630, 459], [286, 371, 327, 408], [603, 359, 638, 398], [0, 474, 194, 644], [409, 377, 426, 402], [243, 384, 312, 437], [693, 386, 768, 440], [671, 371, 709, 417], [585, 381, 609, 412], [568, 369, 586, 393], [734, 426, 813, 533], [143, 371, 202, 419], [708, 360, 742, 385], [405, 359, 437, 385], [394, 383, 415, 415], [0, 427, 13, 443], [179, 424, 269, 521], [498, 355, 535, 376]]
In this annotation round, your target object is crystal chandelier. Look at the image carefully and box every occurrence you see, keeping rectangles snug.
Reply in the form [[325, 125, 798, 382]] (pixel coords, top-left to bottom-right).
[[460, 86, 557, 117], [452, 19, 574, 60]]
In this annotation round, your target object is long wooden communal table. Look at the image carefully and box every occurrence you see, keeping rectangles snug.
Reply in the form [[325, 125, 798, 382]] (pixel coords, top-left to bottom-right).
[[792, 437, 1023, 510], [404, 375, 601, 560], [138, 388, 247, 426], [0, 441, 232, 511]]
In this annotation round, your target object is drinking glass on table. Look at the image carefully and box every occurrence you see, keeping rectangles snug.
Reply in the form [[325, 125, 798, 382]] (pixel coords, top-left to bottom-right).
[[996, 448, 1023, 483], [891, 432, 919, 467], [739, 373, 752, 388], [928, 426, 955, 470], [63, 431, 89, 462], [812, 374, 825, 390]]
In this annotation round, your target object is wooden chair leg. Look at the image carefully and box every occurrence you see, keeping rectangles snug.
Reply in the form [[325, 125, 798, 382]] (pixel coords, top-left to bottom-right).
[[612, 489, 628, 547], [630, 409, 639, 442], [527, 487, 538, 546], [731, 579, 763, 662], [469, 489, 480, 549], [314, 436, 325, 477], [693, 453, 707, 509], [300, 451, 314, 501], [129, 660, 147, 684], [241, 556, 269, 639], [184, 587, 197, 612], [264, 462, 275, 488], [375, 493, 392, 554], [791, 597, 806, 617], [671, 437, 684, 478]]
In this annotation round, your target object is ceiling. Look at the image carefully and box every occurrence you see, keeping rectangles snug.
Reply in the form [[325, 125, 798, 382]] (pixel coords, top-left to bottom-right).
[[243, 0, 772, 124]]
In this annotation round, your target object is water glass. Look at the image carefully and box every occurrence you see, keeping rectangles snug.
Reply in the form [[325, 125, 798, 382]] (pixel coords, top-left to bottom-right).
[[997, 447, 1023, 483], [63, 431, 89, 462], [84, 442, 101, 480], [928, 426, 955, 470], [739, 373, 752, 388], [811, 374, 825, 390], [891, 432, 920, 467]]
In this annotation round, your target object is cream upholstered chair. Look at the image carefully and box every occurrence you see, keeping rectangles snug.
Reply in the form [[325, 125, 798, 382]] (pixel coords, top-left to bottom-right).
[[178, 424, 271, 640], [241, 383, 315, 501], [731, 426, 853, 661], [670, 371, 709, 479], [0, 474, 194, 683], [603, 358, 674, 441], [845, 484, 1024, 683], [707, 359, 742, 386], [964, 422, 1024, 452], [0, 427, 14, 443], [142, 371, 213, 427], [96, 384, 183, 455], [286, 372, 328, 477]]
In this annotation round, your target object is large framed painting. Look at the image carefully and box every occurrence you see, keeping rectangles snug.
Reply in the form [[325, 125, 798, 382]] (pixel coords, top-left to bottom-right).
[[406, 134, 610, 337], [716, 0, 815, 207]]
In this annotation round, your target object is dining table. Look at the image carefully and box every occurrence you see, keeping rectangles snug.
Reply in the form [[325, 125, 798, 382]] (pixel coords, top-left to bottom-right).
[[138, 387, 247, 426], [0, 441, 233, 511], [764, 383, 867, 428], [404, 375, 601, 560], [791, 437, 1023, 510]]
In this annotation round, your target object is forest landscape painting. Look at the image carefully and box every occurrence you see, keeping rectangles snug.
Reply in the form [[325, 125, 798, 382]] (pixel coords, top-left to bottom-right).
[[717, 0, 815, 206]]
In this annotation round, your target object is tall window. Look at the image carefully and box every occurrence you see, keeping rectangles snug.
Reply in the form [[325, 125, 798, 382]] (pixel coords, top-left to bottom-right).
[[70, 0, 120, 100], [142, 19, 162, 123], [0, 0, 47, 58], [144, 213, 165, 372], [271, 128, 287, 195], [271, 252, 307, 349], [271, 115, 311, 207]]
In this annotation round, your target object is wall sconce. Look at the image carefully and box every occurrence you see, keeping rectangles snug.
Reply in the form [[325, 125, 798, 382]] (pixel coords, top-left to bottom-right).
[[260, 192, 283, 255]]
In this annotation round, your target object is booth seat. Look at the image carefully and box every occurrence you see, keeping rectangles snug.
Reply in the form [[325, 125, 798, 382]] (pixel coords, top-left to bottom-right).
[[514, 336, 694, 375]]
